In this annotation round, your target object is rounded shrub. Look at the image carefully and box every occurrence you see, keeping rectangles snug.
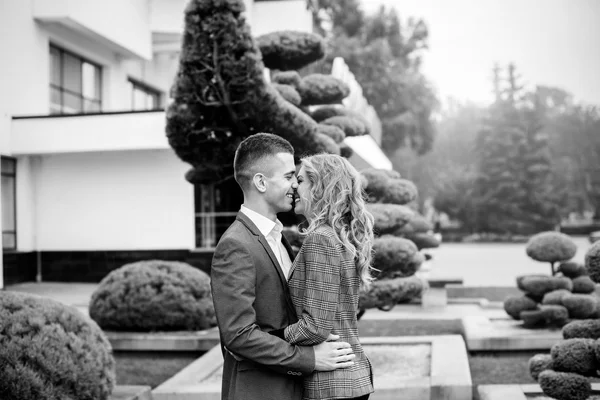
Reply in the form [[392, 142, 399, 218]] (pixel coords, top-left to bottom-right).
[[504, 295, 538, 320], [538, 370, 590, 400], [271, 70, 302, 89], [256, 31, 324, 71], [585, 241, 600, 283], [571, 275, 595, 294], [528, 353, 553, 380], [359, 276, 427, 311], [541, 289, 572, 306], [562, 294, 597, 319], [526, 231, 577, 264], [405, 232, 441, 250], [298, 75, 350, 106], [394, 213, 433, 236], [521, 305, 569, 329], [562, 320, 600, 340], [367, 203, 414, 235], [551, 338, 598, 376], [0, 291, 116, 400], [361, 168, 418, 205], [321, 116, 367, 137], [558, 262, 588, 279], [372, 236, 421, 278], [518, 275, 573, 298], [316, 124, 346, 143], [89, 260, 216, 331], [273, 83, 301, 106]]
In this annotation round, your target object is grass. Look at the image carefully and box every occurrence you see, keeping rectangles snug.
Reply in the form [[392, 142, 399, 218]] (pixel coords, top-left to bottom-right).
[[359, 318, 463, 337], [114, 351, 204, 388]]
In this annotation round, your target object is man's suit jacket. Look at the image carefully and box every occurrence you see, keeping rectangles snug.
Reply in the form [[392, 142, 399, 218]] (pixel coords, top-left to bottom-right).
[[211, 212, 315, 400]]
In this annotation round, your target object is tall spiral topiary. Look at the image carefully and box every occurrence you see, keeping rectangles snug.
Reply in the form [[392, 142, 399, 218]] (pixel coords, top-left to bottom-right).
[[166, 0, 369, 184], [528, 241, 600, 400], [0, 291, 115, 400], [358, 168, 439, 315], [89, 260, 216, 331]]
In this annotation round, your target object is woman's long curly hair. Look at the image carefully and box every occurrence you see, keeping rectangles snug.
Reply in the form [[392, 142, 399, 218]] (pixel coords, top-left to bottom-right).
[[299, 153, 375, 289]]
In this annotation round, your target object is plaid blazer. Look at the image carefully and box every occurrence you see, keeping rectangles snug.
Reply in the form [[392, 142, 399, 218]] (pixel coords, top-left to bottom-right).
[[285, 225, 374, 400]]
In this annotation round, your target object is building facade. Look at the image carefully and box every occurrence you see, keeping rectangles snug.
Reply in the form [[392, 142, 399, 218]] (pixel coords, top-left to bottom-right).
[[0, 0, 390, 288]]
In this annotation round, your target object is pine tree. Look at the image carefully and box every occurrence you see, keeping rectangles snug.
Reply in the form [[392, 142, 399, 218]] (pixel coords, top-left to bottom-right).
[[475, 64, 559, 234]]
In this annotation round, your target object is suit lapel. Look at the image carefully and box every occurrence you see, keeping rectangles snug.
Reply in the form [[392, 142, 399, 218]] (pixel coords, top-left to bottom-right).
[[236, 213, 289, 291], [281, 234, 297, 278]]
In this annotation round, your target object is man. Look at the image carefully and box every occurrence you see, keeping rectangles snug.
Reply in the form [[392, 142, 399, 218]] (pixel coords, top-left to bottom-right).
[[211, 133, 355, 400]]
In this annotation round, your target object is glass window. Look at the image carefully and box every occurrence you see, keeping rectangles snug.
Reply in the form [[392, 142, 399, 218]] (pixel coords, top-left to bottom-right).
[[129, 79, 161, 111], [195, 179, 243, 248], [1, 157, 16, 250], [49, 45, 102, 114]]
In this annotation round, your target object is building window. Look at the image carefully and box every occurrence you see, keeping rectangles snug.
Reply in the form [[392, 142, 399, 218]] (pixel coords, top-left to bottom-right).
[[49, 45, 102, 114], [2, 157, 16, 250], [195, 179, 243, 248], [129, 79, 161, 111]]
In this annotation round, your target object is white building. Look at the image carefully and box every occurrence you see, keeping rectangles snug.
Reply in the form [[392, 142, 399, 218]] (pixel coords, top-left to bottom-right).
[[0, 0, 391, 288]]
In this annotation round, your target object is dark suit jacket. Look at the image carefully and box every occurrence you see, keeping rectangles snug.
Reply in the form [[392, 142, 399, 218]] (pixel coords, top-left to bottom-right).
[[211, 212, 315, 400]]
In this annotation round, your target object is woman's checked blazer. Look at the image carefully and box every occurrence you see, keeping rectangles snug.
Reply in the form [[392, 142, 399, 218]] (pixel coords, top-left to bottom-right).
[[284, 224, 374, 400]]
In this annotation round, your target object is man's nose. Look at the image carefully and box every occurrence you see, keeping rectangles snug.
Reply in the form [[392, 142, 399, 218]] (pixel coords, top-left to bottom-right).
[[291, 181, 298, 189]]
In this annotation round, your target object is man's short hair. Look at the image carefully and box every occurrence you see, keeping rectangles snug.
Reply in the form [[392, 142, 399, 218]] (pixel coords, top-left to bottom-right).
[[234, 133, 294, 190]]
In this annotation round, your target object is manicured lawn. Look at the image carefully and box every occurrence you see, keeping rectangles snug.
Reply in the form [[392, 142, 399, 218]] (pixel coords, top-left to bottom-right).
[[114, 351, 204, 388], [359, 318, 463, 337]]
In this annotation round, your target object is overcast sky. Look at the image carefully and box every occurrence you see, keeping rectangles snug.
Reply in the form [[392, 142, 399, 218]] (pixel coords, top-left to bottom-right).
[[360, 0, 600, 107]]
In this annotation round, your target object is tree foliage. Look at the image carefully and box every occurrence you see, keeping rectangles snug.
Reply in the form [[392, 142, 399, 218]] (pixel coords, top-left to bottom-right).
[[306, 1, 439, 156]]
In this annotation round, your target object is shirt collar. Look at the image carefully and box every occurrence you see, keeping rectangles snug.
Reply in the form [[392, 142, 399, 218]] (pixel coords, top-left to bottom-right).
[[240, 205, 281, 237]]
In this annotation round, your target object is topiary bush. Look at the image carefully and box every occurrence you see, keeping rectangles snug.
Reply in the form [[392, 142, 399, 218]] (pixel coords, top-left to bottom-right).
[[528, 353, 553, 380], [526, 231, 577, 276], [357, 168, 438, 316], [0, 291, 116, 400], [520, 305, 569, 329], [89, 260, 216, 331], [529, 241, 600, 399], [585, 241, 600, 283], [504, 295, 538, 319]]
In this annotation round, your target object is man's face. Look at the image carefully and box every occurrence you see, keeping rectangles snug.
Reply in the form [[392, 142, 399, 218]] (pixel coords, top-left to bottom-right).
[[262, 152, 298, 214]]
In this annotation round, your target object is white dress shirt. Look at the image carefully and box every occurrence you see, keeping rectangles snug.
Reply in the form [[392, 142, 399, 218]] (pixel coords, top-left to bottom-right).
[[240, 205, 293, 279]]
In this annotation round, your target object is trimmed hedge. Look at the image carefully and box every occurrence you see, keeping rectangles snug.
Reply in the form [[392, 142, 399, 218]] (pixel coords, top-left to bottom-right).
[[320, 116, 366, 137], [538, 370, 590, 400], [372, 236, 422, 279], [0, 291, 115, 400], [562, 320, 600, 340], [528, 354, 553, 380], [504, 295, 538, 319], [316, 124, 346, 143], [89, 260, 216, 331], [518, 275, 573, 298], [298, 74, 350, 106], [550, 338, 597, 376], [585, 241, 600, 283], [520, 305, 569, 328], [256, 30, 324, 71], [359, 275, 427, 310], [526, 231, 577, 264], [273, 83, 301, 106], [558, 262, 588, 279], [271, 70, 302, 88], [367, 203, 414, 235], [361, 168, 418, 205]]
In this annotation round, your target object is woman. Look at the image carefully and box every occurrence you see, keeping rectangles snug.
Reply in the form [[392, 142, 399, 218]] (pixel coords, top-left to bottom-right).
[[275, 153, 375, 400]]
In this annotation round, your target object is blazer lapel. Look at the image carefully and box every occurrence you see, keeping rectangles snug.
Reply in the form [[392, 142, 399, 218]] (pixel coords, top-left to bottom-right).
[[236, 212, 289, 290], [281, 234, 297, 278]]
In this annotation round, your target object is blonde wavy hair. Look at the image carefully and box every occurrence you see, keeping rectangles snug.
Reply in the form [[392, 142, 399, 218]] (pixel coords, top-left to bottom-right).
[[299, 153, 375, 289]]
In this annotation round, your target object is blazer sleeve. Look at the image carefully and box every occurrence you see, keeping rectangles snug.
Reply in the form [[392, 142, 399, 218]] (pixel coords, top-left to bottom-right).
[[211, 235, 315, 376], [284, 232, 341, 346]]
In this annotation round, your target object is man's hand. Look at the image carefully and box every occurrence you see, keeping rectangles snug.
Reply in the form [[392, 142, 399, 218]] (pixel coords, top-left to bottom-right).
[[313, 340, 355, 371]]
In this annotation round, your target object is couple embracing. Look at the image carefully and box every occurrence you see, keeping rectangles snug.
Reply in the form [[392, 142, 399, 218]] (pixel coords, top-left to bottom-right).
[[211, 132, 375, 400]]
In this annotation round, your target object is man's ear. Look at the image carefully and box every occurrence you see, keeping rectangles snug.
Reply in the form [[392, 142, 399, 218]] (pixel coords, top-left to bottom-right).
[[252, 173, 267, 193]]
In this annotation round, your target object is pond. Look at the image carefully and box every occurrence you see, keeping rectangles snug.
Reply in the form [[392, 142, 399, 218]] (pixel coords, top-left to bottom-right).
[[426, 236, 592, 286]]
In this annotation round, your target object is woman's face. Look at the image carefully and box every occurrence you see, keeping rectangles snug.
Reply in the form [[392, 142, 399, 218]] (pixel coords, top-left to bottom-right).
[[294, 165, 311, 218]]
